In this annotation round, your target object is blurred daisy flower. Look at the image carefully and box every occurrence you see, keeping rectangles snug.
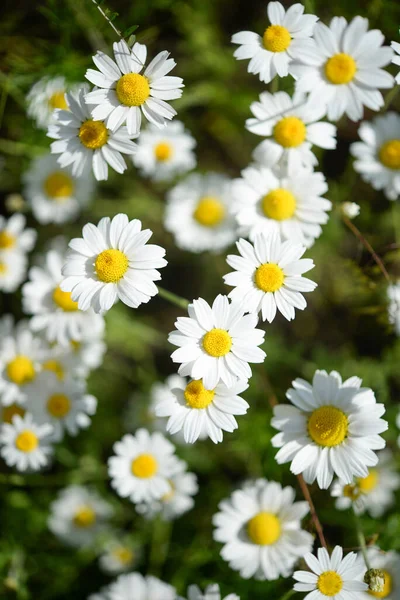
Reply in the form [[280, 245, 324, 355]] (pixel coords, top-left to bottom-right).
[[98, 535, 139, 575], [105, 573, 177, 600], [360, 547, 400, 600], [0, 413, 53, 471], [0, 400, 26, 427], [392, 41, 400, 83], [185, 583, 239, 600], [388, 281, 400, 335], [341, 202, 360, 219], [0, 250, 27, 294], [0, 213, 36, 255], [27, 76, 80, 129]]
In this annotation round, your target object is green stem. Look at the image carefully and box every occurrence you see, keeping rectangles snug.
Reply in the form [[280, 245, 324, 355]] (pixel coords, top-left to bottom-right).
[[0, 138, 44, 157], [353, 508, 371, 569], [279, 589, 297, 600], [157, 286, 189, 310], [148, 518, 172, 577], [382, 85, 399, 112], [270, 75, 279, 93], [91, 0, 123, 38]]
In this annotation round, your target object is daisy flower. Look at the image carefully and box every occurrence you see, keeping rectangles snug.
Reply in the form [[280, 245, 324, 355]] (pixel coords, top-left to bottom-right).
[[360, 547, 400, 600], [246, 91, 337, 170], [186, 583, 239, 600], [164, 173, 237, 253], [0, 413, 53, 472], [291, 17, 394, 122], [293, 546, 368, 599], [0, 250, 27, 293], [271, 370, 388, 489], [108, 428, 181, 504], [60, 213, 167, 314], [341, 202, 360, 219], [231, 164, 331, 246], [350, 112, 400, 201], [224, 232, 316, 323], [0, 213, 36, 255], [106, 572, 177, 600], [99, 536, 139, 575], [27, 76, 77, 129], [155, 376, 249, 444], [48, 87, 138, 181], [132, 120, 196, 181], [0, 401, 26, 426], [64, 312, 106, 376], [231, 2, 318, 84], [213, 478, 313, 580], [392, 41, 400, 83], [85, 40, 184, 136], [388, 282, 400, 335], [169, 294, 266, 389], [23, 153, 94, 224]]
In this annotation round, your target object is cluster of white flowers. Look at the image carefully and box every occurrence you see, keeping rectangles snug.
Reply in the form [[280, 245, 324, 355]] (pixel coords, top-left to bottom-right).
[[0, 214, 36, 293]]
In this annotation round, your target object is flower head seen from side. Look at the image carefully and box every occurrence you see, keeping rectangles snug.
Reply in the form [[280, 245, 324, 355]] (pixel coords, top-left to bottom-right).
[[106, 572, 177, 600], [291, 16, 394, 122], [271, 370, 388, 489], [164, 173, 237, 254], [231, 1, 318, 84], [392, 41, 400, 83], [85, 40, 184, 136], [0, 213, 36, 255], [169, 294, 266, 390], [360, 547, 400, 600], [388, 281, 400, 336], [98, 535, 139, 575], [186, 583, 240, 600], [293, 546, 368, 600], [341, 202, 360, 219], [213, 478, 313, 580], [0, 413, 53, 472], [48, 87, 138, 181], [60, 213, 167, 314], [27, 76, 76, 130], [0, 250, 27, 293]]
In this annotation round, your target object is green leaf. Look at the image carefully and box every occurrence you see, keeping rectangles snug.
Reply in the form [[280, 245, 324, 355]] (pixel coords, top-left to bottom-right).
[[123, 25, 139, 38]]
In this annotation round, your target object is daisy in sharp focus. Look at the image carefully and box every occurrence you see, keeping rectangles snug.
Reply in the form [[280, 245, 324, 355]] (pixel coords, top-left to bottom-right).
[[99, 535, 139, 575], [60, 213, 167, 314], [224, 232, 316, 323], [48, 87, 138, 181], [164, 173, 237, 254], [0, 250, 27, 293], [85, 40, 184, 136], [350, 112, 400, 201], [231, 1, 318, 84], [0, 213, 36, 255], [291, 16, 394, 122], [106, 572, 177, 600], [0, 413, 53, 472], [360, 547, 400, 600], [293, 546, 368, 599], [185, 583, 239, 600], [169, 294, 266, 390], [27, 76, 78, 130], [231, 164, 331, 246], [271, 370, 388, 489], [392, 41, 400, 83], [213, 478, 313, 581]]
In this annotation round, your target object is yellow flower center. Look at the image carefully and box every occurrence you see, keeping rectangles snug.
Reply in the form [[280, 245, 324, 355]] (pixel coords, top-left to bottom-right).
[[379, 140, 400, 170], [116, 73, 150, 106], [73, 506, 96, 528], [325, 53, 357, 85], [343, 483, 361, 501], [193, 196, 226, 227], [262, 188, 296, 221], [0, 231, 16, 249], [308, 406, 348, 447], [184, 380, 215, 409], [6, 356, 36, 385], [131, 453, 158, 478], [52, 286, 79, 312], [263, 24, 291, 52], [48, 91, 68, 110], [370, 571, 392, 598], [317, 571, 343, 596], [95, 249, 129, 283], [0, 262, 7, 274], [247, 512, 281, 545], [79, 120, 108, 150], [112, 547, 134, 565], [70, 340, 81, 352], [357, 469, 379, 493], [154, 142, 173, 161], [202, 328, 232, 357], [255, 263, 284, 292], [2, 404, 26, 424], [43, 359, 65, 381], [44, 172, 74, 200], [47, 393, 71, 418], [15, 430, 38, 453], [273, 116, 306, 148]]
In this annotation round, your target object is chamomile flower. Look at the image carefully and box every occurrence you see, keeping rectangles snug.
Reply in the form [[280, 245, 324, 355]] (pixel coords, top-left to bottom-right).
[[49, 485, 113, 548], [361, 547, 400, 600], [350, 112, 400, 201], [293, 546, 368, 599], [0, 413, 53, 471], [155, 376, 249, 444], [213, 479, 313, 580], [0, 250, 27, 293], [164, 173, 237, 253], [65, 312, 106, 376], [48, 88, 138, 181], [246, 91, 337, 170], [186, 583, 239, 600], [271, 370, 388, 489], [169, 295, 266, 390], [106, 572, 177, 600], [392, 41, 400, 83], [388, 282, 400, 335], [60, 213, 167, 314], [231, 2, 318, 84], [27, 76, 74, 129], [0, 213, 36, 255], [291, 17, 394, 122], [108, 428, 181, 504], [99, 536, 139, 575], [23, 154, 94, 224], [231, 164, 331, 246], [132, 121, 196, 181], [0, 401, 26, 426], [341, 202, 360, 219]]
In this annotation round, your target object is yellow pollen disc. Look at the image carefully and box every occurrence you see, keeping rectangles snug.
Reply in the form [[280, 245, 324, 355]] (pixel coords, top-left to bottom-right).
[[113, 547, 134, 565], [47, 393, 71, 418], [263, 24, 291, 52], [131, 453, 158, 478], [44, 172, 74, 200], [343, 483, 361, 501], [325, 53, 357, 84], [247, 512, 281, 545], [193, 196, 226, 227], [53, 286, 79, 312], [317, 571, 343, 596], [357, 469, 379, 493], [2, 404, 26, 424], [370, 570, 392, 598], [154, 141, 173, 161], [379, 140, 400, 170], [79, 120, 108, 150], [73, 506, 96, 528], [15, 430, 38, 453], [95, 248, 129, 283], [48, 91, 68, 110], [255, 263, 284, 292], [0, 262, 7, 274], [43, 360, 65, 381], [202, 328, 232, 357], [308, 405, 348, 447], [262, 188, 296, 221], [184, 380, 215, 409], [116, 73, 150, 106], [0, 231, 16, 249], [6, 356, 36, 385], [273, 116, 306, 148]]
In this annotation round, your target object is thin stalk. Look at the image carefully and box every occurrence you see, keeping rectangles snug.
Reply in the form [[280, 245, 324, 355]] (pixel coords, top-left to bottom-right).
[[297, 474, 328, 549], [343, 215, 391, 283], [352, 508, 370, 569], [157, 286, 189, 310], [148, 518, 172, 576], [91, 0, 123, 39], [279, 589, 297, 600], [382, 85, 399, 112]]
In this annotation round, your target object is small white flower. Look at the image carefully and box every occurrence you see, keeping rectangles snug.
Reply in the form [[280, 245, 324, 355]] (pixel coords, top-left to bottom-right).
[[0, 213, 36, 255], [0, 250, 27, 293], [360, 547, 400, 600], [0, 400, 26, 427], [27, 76, 81, 129], [293, 546, 368, 599], [164, 173, 237, 254], [169, 294, 266, 390], [0, 413, 53, 471], [85, 40, 184, 136], [213, 478, 313, 580], [271, 370, 388, 489], [61, 213, 167, 314], [392, 41, 400, 83], [341, 202, 360, 219], [291, 17, 394, 122], [388, 281, 400, 335], [185, 583, 239, 600], [106, 572, 177, 600], [99, 536, 139, 575]]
